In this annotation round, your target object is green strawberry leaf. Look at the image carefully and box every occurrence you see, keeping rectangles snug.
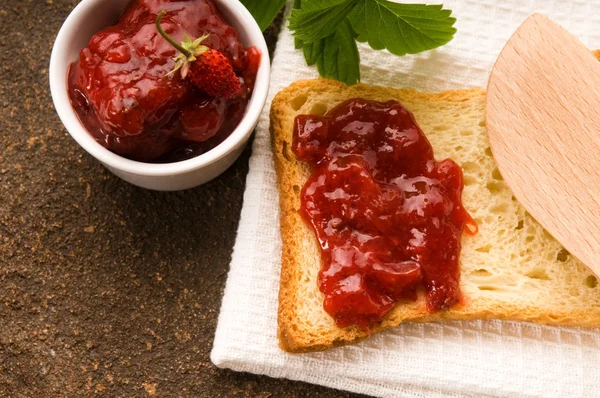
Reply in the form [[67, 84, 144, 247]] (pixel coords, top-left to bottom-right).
[[348, 0, 456, 55], [289, 0, 358, 43], [249, 0, 456, 85], [302, 20, 360, 85], [241, 0, 287, 31], [293, 0, 304, 50]]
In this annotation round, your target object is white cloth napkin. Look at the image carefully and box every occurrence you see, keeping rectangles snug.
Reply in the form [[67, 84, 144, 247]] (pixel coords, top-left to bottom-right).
[[211, 1, 600, 396]]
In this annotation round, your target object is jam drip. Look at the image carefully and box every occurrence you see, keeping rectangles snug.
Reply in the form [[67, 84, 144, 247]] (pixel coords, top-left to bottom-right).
[[67, 0, 260, 162], [293, 99, 477, 329]]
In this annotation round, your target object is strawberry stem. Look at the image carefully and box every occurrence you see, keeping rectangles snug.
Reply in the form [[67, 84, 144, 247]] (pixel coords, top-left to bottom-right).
[[155, 10, 192, 58]]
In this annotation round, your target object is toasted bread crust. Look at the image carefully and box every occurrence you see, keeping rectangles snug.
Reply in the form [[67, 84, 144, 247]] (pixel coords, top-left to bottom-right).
[[271, 78, 600, 353]]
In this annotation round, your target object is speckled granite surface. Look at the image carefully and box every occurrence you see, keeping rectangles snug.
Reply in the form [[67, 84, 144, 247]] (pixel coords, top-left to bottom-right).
[[0, 1, 365, 396]]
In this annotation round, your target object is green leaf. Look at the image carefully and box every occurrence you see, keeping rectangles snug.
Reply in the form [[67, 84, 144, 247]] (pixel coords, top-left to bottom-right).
[[293, 0, 304, 49], [301, 20, 360, 85], [289, 0, 357, 43], [241, 0, 287, 31], [348, 0, 456, 56]]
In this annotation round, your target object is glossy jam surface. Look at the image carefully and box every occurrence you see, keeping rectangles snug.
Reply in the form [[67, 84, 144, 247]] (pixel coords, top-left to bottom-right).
[[293, 99, 477, 329], [68, 0, 260, 162]]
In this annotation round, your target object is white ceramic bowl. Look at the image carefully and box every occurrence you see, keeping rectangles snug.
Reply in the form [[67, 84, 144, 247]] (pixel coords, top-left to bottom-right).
[[49, 0, 269, 191]]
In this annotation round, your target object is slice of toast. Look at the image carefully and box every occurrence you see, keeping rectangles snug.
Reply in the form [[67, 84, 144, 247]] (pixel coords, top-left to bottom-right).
[[271, 78, 600, 353]]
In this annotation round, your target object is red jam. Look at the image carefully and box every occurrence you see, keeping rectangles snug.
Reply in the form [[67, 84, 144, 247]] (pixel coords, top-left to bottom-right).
[[293, 99, 477, 329], [67, 0, 261, 162]]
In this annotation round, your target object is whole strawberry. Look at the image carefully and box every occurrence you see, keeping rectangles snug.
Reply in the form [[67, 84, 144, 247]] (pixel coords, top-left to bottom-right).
[[187, 49, 242, 99], [155, 10, 241, 99]]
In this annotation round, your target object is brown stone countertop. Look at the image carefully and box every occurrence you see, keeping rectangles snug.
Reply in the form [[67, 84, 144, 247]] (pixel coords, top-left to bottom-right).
[[0, 1, 367, 397]]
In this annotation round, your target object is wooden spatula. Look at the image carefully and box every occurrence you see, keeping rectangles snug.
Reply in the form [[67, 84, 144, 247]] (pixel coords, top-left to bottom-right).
[[486, 14, 600, 277]]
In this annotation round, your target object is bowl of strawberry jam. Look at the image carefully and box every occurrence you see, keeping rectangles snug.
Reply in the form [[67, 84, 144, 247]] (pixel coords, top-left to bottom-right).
[[49, 0, 269, 190]]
